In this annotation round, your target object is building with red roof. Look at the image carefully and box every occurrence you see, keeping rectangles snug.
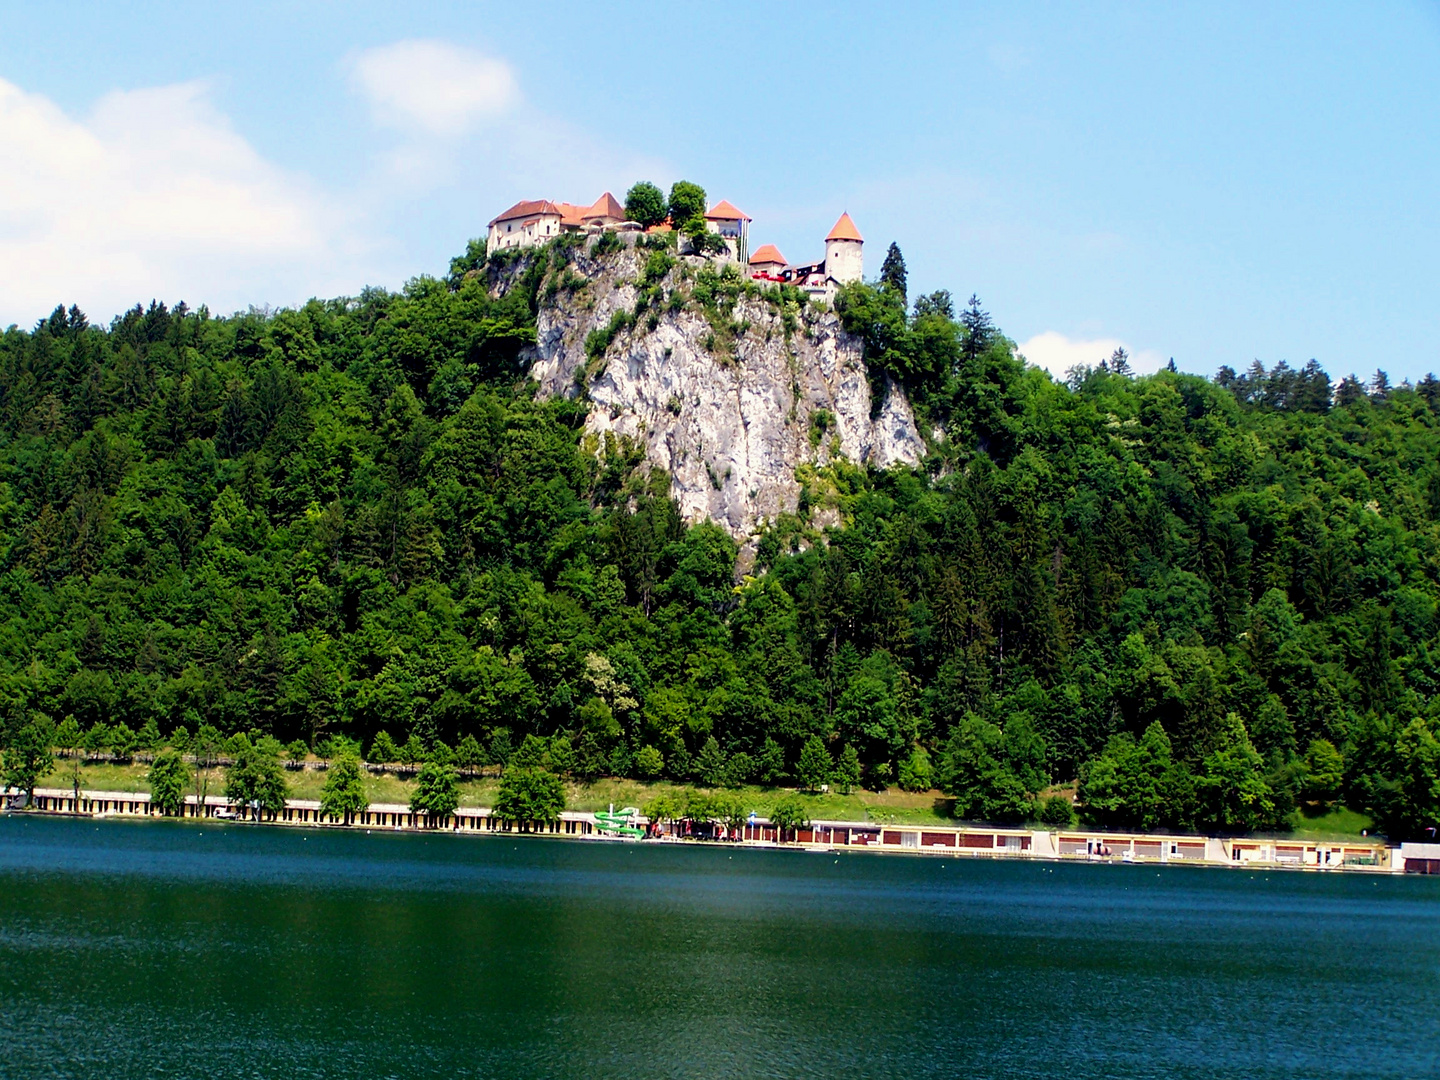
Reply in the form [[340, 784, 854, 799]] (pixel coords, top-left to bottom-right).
[[486, 192, 631, 255], [748, 244, 788, 277], [697, 200, 751, 263], [484, 193, 862, 305], [744, 212, 864, 302]]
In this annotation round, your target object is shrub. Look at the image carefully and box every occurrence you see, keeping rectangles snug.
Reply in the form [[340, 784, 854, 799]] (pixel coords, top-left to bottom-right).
[[897, 746, 933, 792], [1038, 794, 1076, 828], [592, 229, 624, 258], [769, 795, 809, 839], [693, 230, 730, 256], [585, 308, 634, 360], [808, 409, 835, 449], [493, 767, 565, 827], [635, 744, 665, 778]]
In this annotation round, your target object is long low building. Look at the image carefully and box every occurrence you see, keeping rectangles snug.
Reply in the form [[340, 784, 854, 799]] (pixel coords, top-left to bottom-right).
[[23, 787, 1411, 873]]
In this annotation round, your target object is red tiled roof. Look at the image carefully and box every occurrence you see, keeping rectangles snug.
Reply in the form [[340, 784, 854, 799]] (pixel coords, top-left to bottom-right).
[[825, 212, 863, 242], [705, 199, 751, 221], [584, 192, 625, 220], [554, 202, 589, 227], [489, 199, 562, 227], [748, 243, 787, 266]]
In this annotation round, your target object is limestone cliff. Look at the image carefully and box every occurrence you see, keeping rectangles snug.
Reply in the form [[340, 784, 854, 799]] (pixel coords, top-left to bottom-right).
[[501, 235, 923, 540]]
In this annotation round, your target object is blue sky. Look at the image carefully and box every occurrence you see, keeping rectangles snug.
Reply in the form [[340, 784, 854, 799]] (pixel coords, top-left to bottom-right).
[[2, 1, 1438, 382]]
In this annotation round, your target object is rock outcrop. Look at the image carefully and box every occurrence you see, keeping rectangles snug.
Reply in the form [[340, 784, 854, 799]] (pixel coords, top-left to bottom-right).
[[509, 236, 924, 540]]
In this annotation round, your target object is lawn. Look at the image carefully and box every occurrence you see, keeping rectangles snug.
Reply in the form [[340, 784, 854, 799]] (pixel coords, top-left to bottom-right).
[[40, 761, 1377, 837], [1284, 804, 1375, 842], [39, 760, 953, 823]]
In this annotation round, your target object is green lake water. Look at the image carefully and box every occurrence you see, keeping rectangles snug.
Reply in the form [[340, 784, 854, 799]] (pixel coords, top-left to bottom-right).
[[0, 815, 1436, 1079]]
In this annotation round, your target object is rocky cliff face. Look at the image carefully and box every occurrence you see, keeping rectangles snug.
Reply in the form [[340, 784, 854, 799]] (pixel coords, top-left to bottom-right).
[[507, 235, 924, 541]]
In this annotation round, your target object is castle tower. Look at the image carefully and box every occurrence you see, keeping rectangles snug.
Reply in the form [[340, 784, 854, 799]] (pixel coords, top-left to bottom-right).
[[824, 212, 864, 285]]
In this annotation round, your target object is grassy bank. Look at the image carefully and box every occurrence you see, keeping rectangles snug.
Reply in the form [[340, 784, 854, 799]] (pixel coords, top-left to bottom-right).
[[37, 761, 955, 825], [35, 761, 1378, 839]]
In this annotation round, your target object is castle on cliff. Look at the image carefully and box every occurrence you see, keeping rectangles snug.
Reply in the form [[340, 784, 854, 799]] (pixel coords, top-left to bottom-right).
[[486, 194, 863, 302]]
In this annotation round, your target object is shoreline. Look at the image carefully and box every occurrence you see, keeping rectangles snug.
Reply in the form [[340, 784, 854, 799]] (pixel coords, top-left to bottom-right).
[[13, 786, 1426, 876]]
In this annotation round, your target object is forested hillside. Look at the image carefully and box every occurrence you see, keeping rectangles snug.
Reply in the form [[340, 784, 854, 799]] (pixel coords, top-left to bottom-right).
[[1, 234, 1438, 838]]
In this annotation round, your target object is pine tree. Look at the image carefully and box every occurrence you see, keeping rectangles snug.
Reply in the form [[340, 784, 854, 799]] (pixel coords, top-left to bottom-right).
[[834, 743, 862, 794], [959, 295, 994, 363], [410, 760, 459, 826], [148, 750, 190, 816], [320, 755, 368, 825], [695, 736, 728, 787], [797, 736, 831, 793], [879, 242, 907, 305]]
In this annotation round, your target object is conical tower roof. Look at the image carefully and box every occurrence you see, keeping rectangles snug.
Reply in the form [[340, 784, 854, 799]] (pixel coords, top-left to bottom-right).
[[825, 212, 863, 242]]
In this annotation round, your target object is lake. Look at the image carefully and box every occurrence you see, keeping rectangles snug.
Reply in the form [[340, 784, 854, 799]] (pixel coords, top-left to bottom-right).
[[0, 815, 1435, 1079]]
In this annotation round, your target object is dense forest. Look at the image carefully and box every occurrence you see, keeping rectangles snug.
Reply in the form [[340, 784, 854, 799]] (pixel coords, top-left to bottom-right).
[[1, 219, 1439, 839]]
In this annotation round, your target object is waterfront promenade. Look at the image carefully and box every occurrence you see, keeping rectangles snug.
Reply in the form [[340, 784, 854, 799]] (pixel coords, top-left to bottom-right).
[[20, 786, 1430, 874]]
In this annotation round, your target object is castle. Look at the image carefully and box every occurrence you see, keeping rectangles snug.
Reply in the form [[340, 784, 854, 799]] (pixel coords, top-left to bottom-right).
[[486, 194, 862, 302], [745, 212, 863, 303]]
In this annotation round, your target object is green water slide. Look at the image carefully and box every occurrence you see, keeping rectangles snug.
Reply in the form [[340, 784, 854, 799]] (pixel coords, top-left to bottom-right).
[[593, 806, 644, 837]]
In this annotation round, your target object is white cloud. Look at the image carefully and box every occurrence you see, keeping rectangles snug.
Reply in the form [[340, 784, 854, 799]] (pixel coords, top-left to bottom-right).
[[345, 39, 669, 235], [0, 38, 665, 328], [1017, 330, 1166, 379], [0, 76, 356, 324], [350, 40, 518, 137]]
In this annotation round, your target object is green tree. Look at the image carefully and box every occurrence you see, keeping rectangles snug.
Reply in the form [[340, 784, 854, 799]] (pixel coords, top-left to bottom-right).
[[2, 719, 54, 802], [493, 767, 565, 829], [755, 737, 786, 784], [1302, 738, 1345, 805], [797, 735, 831, 793], [1376, 717, 1440, 839], [642, 791, 684, 831], [769, 794, 809, 840], [192, 724, 223, 811], [1038, 794, 1075, 827], [624, 181, 667, 227], [54, 716, 82, 755], [512, 734, 549, 770], [546, 736, 577, 777], [136, 718, 162, 754], [879, 242, 907, 305], [455, 734, 485, 772], [667, 181, 707, 233], [148, 750, 190, 817], [61, 750, 85, 812], [834, 743, 862, 794], [225, 743, 288, 820], [410, 759, 460, 826], [320, 755, 368, 825], [1195, 713, 1277, 833], [635, 744, 665, 778], [1078, 722, 1192, 832], [400, 733, 427, 766], [695, 735, 728, 787], [897, 746, 933, 792], [937, 715, 1035, 823], [369, 730, 400, 765]]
